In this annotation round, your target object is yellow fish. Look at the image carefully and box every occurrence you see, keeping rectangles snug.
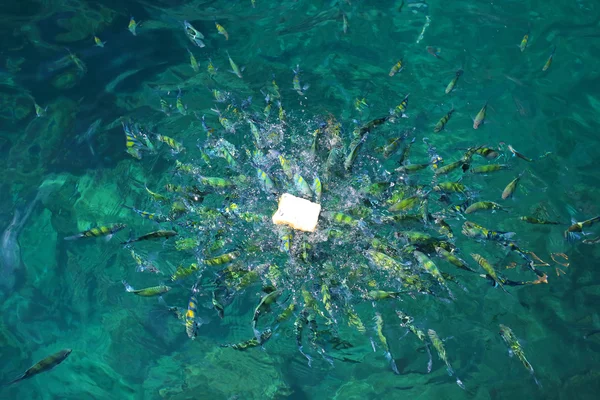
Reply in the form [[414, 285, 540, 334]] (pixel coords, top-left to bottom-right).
[[94, 36, 106, 47]]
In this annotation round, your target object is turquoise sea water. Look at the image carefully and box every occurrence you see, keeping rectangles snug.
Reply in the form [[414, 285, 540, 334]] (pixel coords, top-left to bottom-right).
[[1, 0, 600, 399]]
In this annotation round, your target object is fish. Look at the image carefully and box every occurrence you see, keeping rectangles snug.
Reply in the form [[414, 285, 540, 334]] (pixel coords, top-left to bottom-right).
[[434, 107, 454, 132], [185, 284, 203, 339], [396, 163, 430, 174], [428, 329, 465, 389], [323, 211, 358, 227], [366, 290, 402, 300], [34, 102, 48, 118], [277, 100, 286, 123], [199, 175, 234, 188], [342, 13, 349, 34], [344, 135, 367, 172], [391, 94, 410, 118], [211, 106, 236, 133], [256, 168, 277, 195], [427, 46, 441, 59], [462, 221, 515, 243], [65, 49, 87, 73], [207, 58, 217, 77], [1, 197, 41, 292], [415, 13, 432, 42], [159, 97, 171, 116], [64, 224, 126, 241], [502, 173, 524, 200], [124, 206, 169, 222], [279, 229, 292, 253], [583, 236, 600, 244], [292, 173, 313, 198], [156, 134, 185, 153], [354, 97, 368, 113], [508, 145, 533, 162], [183, 21, 205, 47], [473, 102, 488, 129], [252, 290, 282, 337], [470, 253, 508, 293], [215, 20, 229, 40], [204, 251, 240, 266], [475, 147, 499, 159], [94, 36, 106, 47], [226, 51, 243, 79], [379, 137, 402, 158], [388, 194, 421, 213], [176, 89, 187, 115], [292, 65, 309, 95], [396, 311, 427, 342], [435, 247, 475, 272], [499, 324, 541, 387], [222, 329, 273, 350], [519, 30, 530, 52], [434, 217, 454, 239], [520, 216, 560, 225], [565, 216, 600, 241], [434, 159, 466, 176], [212, 290, 225, 319], [433, 182, 467, 193], [128, 17, 138, 36], [123, 281, 171, 297], [188, 49, 199, 72], [212, 89, 228, 103], [542, 45, 556, 72], [445, 69, 463, 94], [75, 118, 103, 156], [313, 176, 322, 202], [470, 164, 509, 174], [389, 59, 404, 76], [5, 349, 72, 385], [171, 263, 199, 282], [294, 309, 312, 365], [374, 312, 400, 374], [414, 251, 454, 298], [121, 229, 177, 244], [464, 201, 508, 214]]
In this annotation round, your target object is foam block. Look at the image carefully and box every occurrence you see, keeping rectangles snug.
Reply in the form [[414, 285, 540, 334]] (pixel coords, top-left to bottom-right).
[[272, 193, 321, 232]]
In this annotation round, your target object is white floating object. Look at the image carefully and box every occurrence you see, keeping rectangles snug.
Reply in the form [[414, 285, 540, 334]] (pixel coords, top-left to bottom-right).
[[272, 193, 321, 232]]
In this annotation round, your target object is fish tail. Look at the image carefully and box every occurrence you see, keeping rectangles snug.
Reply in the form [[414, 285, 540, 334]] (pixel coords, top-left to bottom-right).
[[532, 373, 542, 388], [122, 280, 135, 292], [298, 346, 312, 367], [497, 279, 510, 294], [586, 216, 600, 225], [63, 234, 83, 241], [6, 374, 25, 385], [386, 352, 400, 375]]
